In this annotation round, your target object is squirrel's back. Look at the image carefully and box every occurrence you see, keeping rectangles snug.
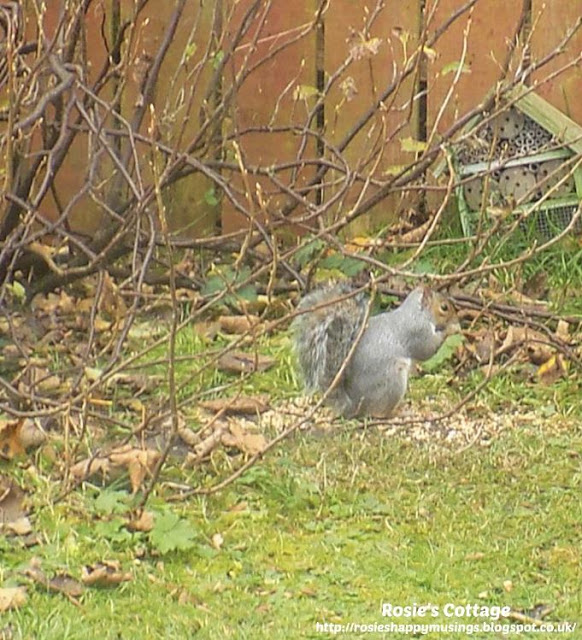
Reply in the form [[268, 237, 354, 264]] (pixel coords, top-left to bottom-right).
[[292, 284, 367, 397]]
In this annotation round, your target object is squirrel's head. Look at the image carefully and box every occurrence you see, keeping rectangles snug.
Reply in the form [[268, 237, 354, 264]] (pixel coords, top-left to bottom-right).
[[420, 287, 460, 336]]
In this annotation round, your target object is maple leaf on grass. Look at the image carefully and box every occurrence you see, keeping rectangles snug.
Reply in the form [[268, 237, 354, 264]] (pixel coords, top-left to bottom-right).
[[149, 511, 197, 554]]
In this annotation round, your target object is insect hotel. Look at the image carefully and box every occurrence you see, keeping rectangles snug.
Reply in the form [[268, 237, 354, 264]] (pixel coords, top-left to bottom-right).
[[437, 88, 582, 238]]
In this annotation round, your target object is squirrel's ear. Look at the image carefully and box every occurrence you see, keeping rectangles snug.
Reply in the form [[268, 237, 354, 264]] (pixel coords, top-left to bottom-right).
[[419, 286, 433, 306]]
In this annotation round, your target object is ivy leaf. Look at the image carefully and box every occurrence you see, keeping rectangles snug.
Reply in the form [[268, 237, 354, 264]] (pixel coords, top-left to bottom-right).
[[319, 253, 366, 277], [201, 266, 257, 305], [422, 334, 464, 372], [149, 511, 196, 554], [184, 42, 197, 62], [204, 187, 219, 207], [211, 50, 224, 70], [293, 238, 326, 268], [400, 137, 427, 153], [293, 84, 320, 101], [440, 61, 471, 76]]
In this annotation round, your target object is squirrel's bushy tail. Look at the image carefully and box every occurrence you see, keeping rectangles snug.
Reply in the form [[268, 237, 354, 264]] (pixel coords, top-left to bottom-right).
[[292, 285, 367, 403]]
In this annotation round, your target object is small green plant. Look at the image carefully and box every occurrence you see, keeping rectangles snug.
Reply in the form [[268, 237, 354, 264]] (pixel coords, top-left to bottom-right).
[[149, 510, 197, 554]]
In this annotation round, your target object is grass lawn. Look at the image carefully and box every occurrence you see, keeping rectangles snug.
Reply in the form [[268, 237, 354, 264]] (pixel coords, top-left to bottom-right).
[[2, 363, 581, 639]]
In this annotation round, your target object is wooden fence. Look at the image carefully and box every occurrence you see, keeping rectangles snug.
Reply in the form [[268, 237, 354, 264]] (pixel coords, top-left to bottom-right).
[[11, 0, 582, 236]]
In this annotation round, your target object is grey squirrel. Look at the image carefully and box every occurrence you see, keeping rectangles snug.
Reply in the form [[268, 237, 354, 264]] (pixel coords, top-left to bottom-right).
[[292, 284, 460, 418]]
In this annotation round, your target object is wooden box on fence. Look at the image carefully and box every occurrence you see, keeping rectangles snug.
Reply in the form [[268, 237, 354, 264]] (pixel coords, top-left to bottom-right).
[[433, 87, 582, 239]]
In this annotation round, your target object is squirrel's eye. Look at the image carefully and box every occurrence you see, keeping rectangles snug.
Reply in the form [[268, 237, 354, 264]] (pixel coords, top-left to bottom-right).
[[440, 302, 450, 312]]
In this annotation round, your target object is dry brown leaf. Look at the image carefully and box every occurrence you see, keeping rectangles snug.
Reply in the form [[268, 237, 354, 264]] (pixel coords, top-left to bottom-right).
[[0, 587, 27, 611], [25, 567, 84, 598], [199, 395, 270, 415], [4, 516, 33, 536], [221, 423, 267, 456], [100, 272, 127, 320], [187, 422, 229, 464], [398, 218, 432, 244], [228, 501, 249, 513], [177, 422, 201, 447], [32, 290, 76, 315], [474, 330, 497, 363], [127, 510, 155, 533], [217, 350, 275, 374], [218, 315, 259, 334], [81, 561, 132, 587], [109, 446, 161, 494], [70, 456, 111, 482], [19, 419, 48, 449], [0, 479, 26, 523], [555, 320, 570, 342], [192, 320, 220, 340], [71, 446, 160, 493], [0, 419, 26, 459]]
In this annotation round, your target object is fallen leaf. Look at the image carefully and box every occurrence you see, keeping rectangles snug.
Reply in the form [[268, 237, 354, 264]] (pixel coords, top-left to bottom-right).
[[18, 419, 48, 449], [218, 315, 259, 334], [199, 395, 270, 415], [177, 422, 201, 447], [81, 561, 132, 587], [25, 566, 84, 598], [192, 320, 220, 340], [217, 351, 275, 374], [399, 218, 432, 243], [555, 320, 570, 342], [228, 501, 249, 513], [70, 456, 111, 482], [188, 422, 229, 463], [127, 510, 155, 533], [109, 446, 161, 494], [4, 516, 33, 536], [0, 587, 27, 611], [221, 423, 267, 456], [70, 445, 160, 493], [0, 420, 25, 459], [0, 479, 26, 523]]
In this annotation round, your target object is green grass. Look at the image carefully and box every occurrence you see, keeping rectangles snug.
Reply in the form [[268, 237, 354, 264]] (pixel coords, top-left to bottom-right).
[[3, 256, 581, 639], [3, 398, 581, 639]]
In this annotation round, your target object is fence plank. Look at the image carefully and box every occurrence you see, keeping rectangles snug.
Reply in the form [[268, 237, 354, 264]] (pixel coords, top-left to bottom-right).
[[220, 0, 318, 234], [425, 0, 526, 136], [324, 0, 421, 231], [530, 0, 582, 125]]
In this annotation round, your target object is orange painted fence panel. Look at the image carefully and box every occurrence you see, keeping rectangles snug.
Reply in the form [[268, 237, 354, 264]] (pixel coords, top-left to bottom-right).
[[9, 0, 581, 237]]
